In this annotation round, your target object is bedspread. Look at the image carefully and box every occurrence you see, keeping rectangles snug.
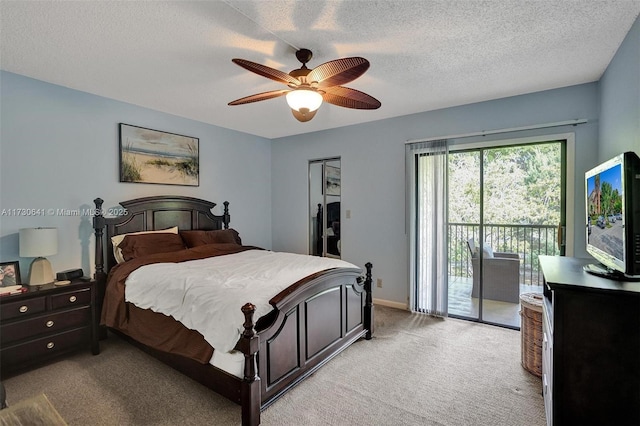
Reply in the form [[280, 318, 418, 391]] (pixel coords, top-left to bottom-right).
[[125, 249, 358, 352], [102, 244, 257, 361], [102, 244, 358, 360]]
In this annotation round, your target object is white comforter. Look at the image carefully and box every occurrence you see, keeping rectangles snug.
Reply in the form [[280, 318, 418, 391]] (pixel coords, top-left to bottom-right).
[[124, 249, 358, 353]]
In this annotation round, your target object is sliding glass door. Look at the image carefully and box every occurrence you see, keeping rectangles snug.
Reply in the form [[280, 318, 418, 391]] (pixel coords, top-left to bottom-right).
[[447, 141, 566, 328]]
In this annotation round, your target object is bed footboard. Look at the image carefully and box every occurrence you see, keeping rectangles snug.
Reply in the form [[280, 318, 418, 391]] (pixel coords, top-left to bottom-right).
[[256, 263, 373, 409], [236, 264, 372, 426]]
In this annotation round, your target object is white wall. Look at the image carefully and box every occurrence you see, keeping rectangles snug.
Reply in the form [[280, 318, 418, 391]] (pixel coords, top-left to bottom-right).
[[0, 71, 272, 279], [271, 84, 600, 307]]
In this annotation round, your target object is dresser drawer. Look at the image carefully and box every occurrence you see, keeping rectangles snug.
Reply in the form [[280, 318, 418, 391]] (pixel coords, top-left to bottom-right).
[[51, 288, 90, 309], [0, 327, 90, 369], [1, 307, 91, 345], [0, 296, 46, 320], [0, 280, 99, 376]]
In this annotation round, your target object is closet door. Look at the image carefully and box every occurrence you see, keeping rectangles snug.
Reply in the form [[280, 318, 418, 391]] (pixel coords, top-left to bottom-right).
[[309, 158, 341, 258]]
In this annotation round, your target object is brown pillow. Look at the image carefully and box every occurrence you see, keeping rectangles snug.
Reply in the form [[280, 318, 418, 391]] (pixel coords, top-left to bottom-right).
[[110, 226, 179, 264], [180, 229, 242, 248], [119, 233, 186, 262]]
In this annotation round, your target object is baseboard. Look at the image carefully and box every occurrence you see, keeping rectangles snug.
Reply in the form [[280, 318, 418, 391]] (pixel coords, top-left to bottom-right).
[[373, 298, 409, 311]]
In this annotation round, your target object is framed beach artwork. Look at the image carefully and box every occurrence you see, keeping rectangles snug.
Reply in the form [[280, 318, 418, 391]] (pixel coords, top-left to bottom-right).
[[119, 123, 199, 186], [325, 165, 341, 196]]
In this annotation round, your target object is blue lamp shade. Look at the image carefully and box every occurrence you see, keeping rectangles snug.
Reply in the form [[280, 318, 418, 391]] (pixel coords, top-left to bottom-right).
[[19, 227, 58, 285]]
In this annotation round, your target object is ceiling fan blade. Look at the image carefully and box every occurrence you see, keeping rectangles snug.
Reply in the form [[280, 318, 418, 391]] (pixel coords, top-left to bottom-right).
[[308, 57, 370, 88], [228, 89, 290, 106], [322, 86, 381, 110], [232, 59, 301, 86], [291, 108, 318, 122]]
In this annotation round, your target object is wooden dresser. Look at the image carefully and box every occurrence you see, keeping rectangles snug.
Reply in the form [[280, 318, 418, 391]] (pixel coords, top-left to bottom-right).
[[539, 256, 640, 426], [0, 279, 99, 377]]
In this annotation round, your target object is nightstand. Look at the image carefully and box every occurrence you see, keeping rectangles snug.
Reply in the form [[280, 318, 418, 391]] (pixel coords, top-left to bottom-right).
[[0, 279, 99, 378]]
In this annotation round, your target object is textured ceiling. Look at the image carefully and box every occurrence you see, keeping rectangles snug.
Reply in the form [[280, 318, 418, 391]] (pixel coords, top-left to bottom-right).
[[1, 1, 639, 139]]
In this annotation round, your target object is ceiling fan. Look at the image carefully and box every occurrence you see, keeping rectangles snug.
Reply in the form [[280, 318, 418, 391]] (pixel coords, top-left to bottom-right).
[[228, 48, 381, 122]]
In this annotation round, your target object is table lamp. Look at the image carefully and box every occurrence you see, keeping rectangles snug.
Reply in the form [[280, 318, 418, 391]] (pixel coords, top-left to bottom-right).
[[19, 227, 58, 285]]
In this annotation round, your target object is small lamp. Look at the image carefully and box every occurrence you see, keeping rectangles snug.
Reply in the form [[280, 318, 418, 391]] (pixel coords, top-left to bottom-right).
[[19, 227, 58, 285]]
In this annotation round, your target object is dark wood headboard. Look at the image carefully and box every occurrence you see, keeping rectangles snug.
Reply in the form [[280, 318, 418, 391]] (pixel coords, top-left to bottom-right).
[[92, 195, 230, 283]]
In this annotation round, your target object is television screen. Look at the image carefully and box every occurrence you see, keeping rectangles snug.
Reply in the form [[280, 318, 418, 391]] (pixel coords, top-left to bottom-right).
[[586, 156, 625, 273]]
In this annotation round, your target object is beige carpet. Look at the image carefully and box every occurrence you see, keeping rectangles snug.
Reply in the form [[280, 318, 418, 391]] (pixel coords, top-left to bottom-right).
[[3, 306, 545, 425]]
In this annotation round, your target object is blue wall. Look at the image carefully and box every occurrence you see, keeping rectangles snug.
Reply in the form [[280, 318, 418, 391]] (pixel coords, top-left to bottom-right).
[[598, 15, 640, 160], [0, 72, 272, 278]]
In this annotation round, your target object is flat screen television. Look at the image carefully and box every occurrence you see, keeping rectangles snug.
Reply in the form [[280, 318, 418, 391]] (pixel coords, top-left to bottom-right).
[[585, 151, 640, 280]]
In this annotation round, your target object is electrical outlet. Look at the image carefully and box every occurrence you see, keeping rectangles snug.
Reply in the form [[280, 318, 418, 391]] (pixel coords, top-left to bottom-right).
[[376, 278, 382, 288], [346, 209, 351, 219]]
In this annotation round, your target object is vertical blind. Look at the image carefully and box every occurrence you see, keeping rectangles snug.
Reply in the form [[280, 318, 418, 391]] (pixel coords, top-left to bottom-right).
[[406, 140, 449, 316]]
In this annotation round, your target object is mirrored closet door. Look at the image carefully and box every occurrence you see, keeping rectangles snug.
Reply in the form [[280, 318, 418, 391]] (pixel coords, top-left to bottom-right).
[[309, 158, 341, 258]]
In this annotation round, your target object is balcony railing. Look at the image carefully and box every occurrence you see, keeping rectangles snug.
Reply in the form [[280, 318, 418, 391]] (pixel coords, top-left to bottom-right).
[[448, 223, 560, 286]]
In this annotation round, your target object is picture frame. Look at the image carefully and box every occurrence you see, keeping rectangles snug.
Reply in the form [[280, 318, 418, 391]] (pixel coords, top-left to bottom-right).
[[119, 123, 199, 186], [0, 261, 21, 287], [325, 165, 341, 196]]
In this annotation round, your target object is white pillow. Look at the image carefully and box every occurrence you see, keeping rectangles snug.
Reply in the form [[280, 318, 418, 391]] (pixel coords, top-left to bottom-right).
[[482, 243, 494, 258], [111, 226, 179, 264]]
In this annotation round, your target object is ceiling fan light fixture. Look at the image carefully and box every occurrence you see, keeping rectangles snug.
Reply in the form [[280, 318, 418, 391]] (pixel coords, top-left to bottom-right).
[[286, 88, 323, 113], [229, 48, 380, 121]]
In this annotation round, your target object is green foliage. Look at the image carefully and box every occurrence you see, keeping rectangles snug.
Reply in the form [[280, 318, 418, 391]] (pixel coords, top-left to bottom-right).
[[448, 143, 561, 226], [147, 159, 172, 167], [175, 157, 198, 178], [121, 159, 142, 182], [121, 142, 142, 182], [446, 142, 563, 283], [176, 139, 199, 178]]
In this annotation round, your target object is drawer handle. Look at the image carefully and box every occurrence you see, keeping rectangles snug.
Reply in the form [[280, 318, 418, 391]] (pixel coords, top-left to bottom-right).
[[69, 295, 77, 302], [46, 342, 55, 349], [19, 305, 28, 313], [46, 320, 54, 328]]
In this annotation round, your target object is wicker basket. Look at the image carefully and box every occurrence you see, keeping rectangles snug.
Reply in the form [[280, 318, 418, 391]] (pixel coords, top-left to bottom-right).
[[520, 292, 543, 377]]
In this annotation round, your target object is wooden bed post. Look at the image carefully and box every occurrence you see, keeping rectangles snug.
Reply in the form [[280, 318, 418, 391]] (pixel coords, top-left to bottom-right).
[[364, 262, 374, 340], [93, 199, 105, 278], [93, 198, 108, 339], [93, 200, 107, 307], [238, 303, 260, 426], [93, 198, 107, 287], [223, 201, 230, 229]]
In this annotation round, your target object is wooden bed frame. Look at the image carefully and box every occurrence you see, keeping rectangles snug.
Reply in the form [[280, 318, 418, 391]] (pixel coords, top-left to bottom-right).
[[92, 196, 373, 425]]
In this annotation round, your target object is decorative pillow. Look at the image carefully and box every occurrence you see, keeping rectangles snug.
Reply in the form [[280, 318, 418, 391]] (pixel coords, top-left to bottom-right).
[[180, 229, 242, 248], [118, 233, 186, 262], [111, 226, 178, 264]]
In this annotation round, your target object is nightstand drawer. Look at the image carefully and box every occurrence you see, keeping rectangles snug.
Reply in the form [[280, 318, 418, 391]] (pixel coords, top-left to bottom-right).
[[0, 297, 46, 320], [0, 280, 99, 377], [0, 327, 90, 369], [1, 307, 91, 345], [51, 288, 90, 309]]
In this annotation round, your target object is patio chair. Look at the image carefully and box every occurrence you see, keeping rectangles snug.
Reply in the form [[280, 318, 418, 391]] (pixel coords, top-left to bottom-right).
[[467, 238, 520, 303]]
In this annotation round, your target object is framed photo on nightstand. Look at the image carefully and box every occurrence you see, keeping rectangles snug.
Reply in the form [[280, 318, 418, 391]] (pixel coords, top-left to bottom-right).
[[0, 261, 21, 287]]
